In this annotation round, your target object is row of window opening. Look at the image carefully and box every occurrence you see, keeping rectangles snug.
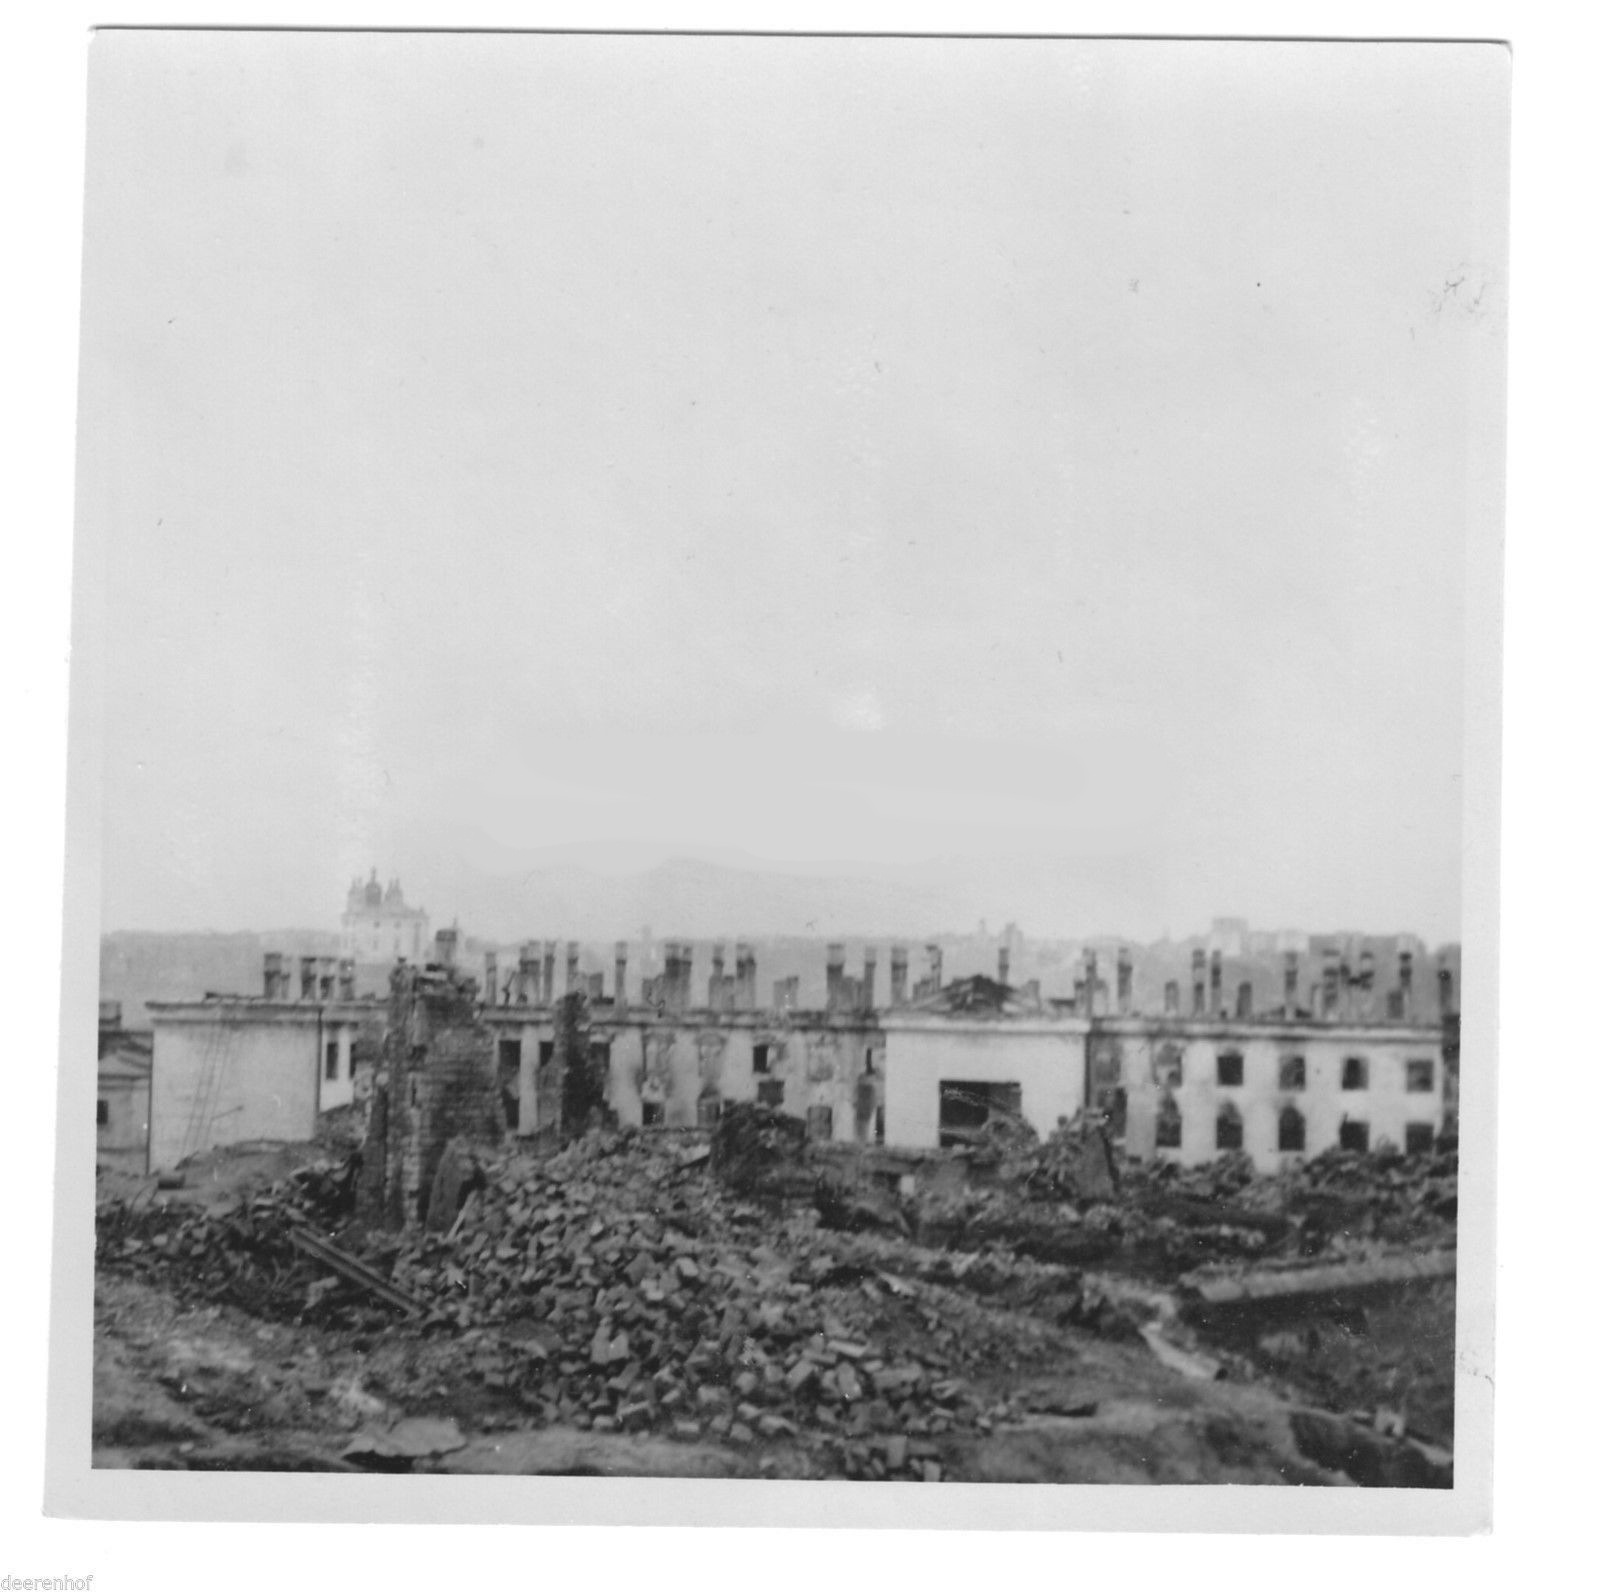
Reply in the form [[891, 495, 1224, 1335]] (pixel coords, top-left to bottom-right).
[[1154, 1098, 1436, 1155], [1156, 1049, 1433, 1093]]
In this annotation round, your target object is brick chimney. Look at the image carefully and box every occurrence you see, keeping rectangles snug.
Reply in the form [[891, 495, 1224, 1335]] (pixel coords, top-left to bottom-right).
[[925, 943, 943, 992], [263, 951, 283, 1000], [517, 942, 538, 1005], [1284, 950, 1300, 1016], [1399, 950, 1414, 1018], [890, 946, 908, 1007], [1209, 949, 1222, 1015], [1164, 979, 1180, 1016], [337, 958, 356, 1002], [1236, 980, 1253, 1020], [1084, 950, 1099, 1018], [862, 947, 878, 1010], [826, 943, 846, 1010], [1116, 948, 1133, 1014], [541, 941, 557, 1005], [997, 945, 1011, 986], [300, 956, 317, 1001], [1191, 949, 1206, 1015], [566, 940, 580, 994], [614, 941, 628, 1007]]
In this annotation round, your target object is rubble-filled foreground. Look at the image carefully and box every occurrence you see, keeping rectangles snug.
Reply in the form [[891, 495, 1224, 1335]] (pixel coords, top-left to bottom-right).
[[94, 1116, 1458, 1486]]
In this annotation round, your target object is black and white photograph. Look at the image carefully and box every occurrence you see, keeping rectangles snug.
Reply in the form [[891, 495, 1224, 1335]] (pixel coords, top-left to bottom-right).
[[48, 27, 1507, 1529]]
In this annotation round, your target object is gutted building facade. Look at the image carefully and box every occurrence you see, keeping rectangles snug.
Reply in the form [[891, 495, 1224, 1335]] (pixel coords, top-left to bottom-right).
[[138, 924, 1451, 1175]]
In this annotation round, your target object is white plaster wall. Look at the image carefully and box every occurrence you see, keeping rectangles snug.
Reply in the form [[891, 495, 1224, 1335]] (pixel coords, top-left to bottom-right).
[[150, 1021, 320, 1170], [882, 1027, 1085, 1148], [1121, 1031, 1445, 1170]]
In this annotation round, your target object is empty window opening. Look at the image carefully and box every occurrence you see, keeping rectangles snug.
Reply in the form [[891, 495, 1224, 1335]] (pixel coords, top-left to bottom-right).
[[864, 1047, 876, 1076], [537, 1040, 554, 1070], [807, 1105, 834, 1141], [497, 1038, 523, 1132], [757, 1079, 785, 1109], [1155, 1094, 1183, 1149], [938, 1080, 1023, 1149], [324, 1040, 339, 1081], [1217, 1051, 1244, 1087], [753, 1043, 772, 1074], [1215, 1102, 1244, 1151], [1406, 1059, 1435, 1093], [1405, 1122, 1436, 1156], [697, 1093, 722, 1128], [1154, 1042, 1184, 1088], [589, 1040, 612, 1075], [1339, 1118, 1370, 1153], [96, 1099, 109, 1127], [1278, 1105, 1306, 1153], [1341, 1056, 1369, 1091], [642, 1100, 665, 1128], [1278, 1055, 1306, 1091]]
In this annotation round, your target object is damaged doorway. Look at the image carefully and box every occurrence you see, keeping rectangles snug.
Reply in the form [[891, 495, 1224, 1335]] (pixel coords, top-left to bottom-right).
[[938, 1080, 1022, 1148]]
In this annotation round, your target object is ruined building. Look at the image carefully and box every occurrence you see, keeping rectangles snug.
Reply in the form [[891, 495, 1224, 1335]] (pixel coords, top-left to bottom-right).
[[142, 926, 1454, 1179]]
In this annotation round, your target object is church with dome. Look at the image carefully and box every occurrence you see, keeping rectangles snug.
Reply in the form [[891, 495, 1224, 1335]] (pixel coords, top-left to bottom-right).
[[339, 870, 431, 965]]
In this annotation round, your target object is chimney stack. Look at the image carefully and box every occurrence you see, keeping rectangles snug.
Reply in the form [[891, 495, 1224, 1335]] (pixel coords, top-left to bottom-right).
[[263, 952, 283, 1000], [862, 947, 878, 1010], [1358, 946, 1376, 989], [1399, 950, 1414, 1017], [1284, 950, 1300, 1016], [483, 951, 497, 1007], [566, 940, 580, 994], [1438, 965, 1455, 1018], [300, 956, 317, 1001], [926, 944, 943, 992], [1191, 949, 1206, 1015], [997, 945, 1011, 986], [735, 943, 756, 1010], [1084, 950, 1099, 1018], [1322, 948, 1340, 1016], [615, 941, 629, 1007], [1164, 979, 1179, 1015], [1116, 948, 1133, 1015], [337, 958, 356, 1002], [1236, 980, 1253, 1020], [826, 943, 846, 1010], [1209, 949, 1223, 1015], [542, 941, 557, 1004], [517, 942, 538, 1004], [890, 946, 908, 1007]]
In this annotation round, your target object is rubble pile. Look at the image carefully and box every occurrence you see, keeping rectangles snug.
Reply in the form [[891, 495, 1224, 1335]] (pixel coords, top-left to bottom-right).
[[96, 1157, 362, 1321], [365, 1127, 1115, 1475], [902, 1123, 1458, 1277], [95, 1112, 1460, 1478]]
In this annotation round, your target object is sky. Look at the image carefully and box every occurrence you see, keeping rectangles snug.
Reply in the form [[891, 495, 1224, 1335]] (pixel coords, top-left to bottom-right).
[[76, 32, 1507, 944]]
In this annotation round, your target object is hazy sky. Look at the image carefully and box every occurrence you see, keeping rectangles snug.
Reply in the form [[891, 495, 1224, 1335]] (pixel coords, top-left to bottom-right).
[[77, 33, 1506, 943]]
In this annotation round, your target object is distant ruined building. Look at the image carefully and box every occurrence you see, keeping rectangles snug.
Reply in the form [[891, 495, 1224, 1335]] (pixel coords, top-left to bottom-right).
[[340, 869, 430, 965]]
